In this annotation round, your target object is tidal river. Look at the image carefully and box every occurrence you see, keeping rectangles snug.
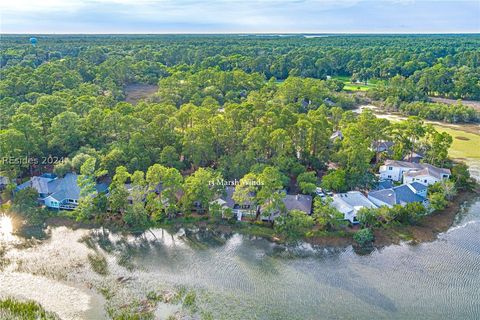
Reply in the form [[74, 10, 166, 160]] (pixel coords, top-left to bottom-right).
[[1, 112, 479, 319]]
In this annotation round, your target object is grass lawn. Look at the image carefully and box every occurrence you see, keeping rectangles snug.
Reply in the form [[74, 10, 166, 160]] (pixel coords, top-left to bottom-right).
[[432, 125, 480, 159], [331, 76, 379, 92], [273, 76, 379, 92]]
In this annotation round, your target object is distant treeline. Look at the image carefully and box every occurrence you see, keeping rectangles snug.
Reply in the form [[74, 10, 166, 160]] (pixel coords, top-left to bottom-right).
[[1, 34, 480, 100], [399, 102, 479, 123]]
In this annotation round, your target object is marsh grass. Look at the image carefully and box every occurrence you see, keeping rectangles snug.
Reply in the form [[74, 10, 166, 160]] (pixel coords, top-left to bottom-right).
[[88, 253, 109, 276], [108, 299, 155, 320], [182, 291, 196, 309], [117, 251, 136, 271], [0, 297, 60, 320], [0, 245, 10, 270], [79, 235, 97, 250]]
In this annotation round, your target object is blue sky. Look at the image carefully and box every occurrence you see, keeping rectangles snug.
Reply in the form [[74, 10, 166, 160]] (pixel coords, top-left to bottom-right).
[[1, 0, 479, 34]]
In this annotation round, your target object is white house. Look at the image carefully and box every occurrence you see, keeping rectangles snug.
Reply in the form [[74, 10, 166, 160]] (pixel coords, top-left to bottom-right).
[[403, 166, 451, 186], [379, 160, 450, 186], [368, 182, 429, 208], [330, 191, 377, 224]]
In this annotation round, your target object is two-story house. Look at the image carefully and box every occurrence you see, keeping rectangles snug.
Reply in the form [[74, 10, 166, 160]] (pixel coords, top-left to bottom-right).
[[379, 160, 450, 186]]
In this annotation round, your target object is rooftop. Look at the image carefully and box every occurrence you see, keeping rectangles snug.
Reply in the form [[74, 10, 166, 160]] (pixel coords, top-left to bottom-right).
[[16, 175, 57, 194], [384, 160, 451, 179], [372, 141, 394, 152], [369, 183, 427, 207], [331, 191, 377, 215], [403, 165, 451, 180], [48, 173, 81, 201], [374, 179, 394, 191], [17, 173, 108, 203], [282, 194, 312, 214]]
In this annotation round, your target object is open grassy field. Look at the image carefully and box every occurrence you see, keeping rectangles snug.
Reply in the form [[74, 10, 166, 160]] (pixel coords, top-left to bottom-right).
[[433, 125, 480, 160], [366, 107, 479, 160], [275, 76, 378, 91], [331, 76, 379, 92]]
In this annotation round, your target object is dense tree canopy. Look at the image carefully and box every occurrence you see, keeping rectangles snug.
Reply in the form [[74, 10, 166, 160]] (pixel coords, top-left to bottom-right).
[[1, 34, 475, 231]]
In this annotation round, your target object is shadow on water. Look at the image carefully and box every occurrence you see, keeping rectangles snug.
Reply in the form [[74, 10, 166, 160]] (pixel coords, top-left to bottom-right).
[[16, 224, 50, 240]]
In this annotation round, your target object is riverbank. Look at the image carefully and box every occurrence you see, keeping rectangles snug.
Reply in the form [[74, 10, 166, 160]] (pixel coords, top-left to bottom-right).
[[373, 188, 479, 247], [304, 188, 480, 249], [6, 187, 477, 250]]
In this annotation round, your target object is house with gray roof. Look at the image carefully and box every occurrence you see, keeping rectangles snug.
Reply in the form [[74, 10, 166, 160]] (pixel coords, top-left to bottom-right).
[[212, 186, 258, 220], [379, 160, 450, 186], [260, 193, 313, 222], [16, 173, 58, 198], [329, 130, 343, 142], [372, 141, 394, 153], [403, 151, 424, 163], [283, 194, 312, 214], [16, 173, 108, 210], [330, 191, 378, 224], [368, 182, 429, 208], [211, 186, 313, 221], [374, 179, 394, 191]]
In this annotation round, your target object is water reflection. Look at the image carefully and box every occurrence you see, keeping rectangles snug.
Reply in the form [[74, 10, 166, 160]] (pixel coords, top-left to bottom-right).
[[0, 214, 14, 241], [0, 197, 479, 320]]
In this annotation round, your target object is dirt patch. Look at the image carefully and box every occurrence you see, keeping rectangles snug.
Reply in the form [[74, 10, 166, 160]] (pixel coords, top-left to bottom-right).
[[455, 136, 470, 141], [124, 84, 158, 105]]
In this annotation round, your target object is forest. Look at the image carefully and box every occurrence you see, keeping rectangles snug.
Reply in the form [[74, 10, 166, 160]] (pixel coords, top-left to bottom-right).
[[0, 34, 478, 239]]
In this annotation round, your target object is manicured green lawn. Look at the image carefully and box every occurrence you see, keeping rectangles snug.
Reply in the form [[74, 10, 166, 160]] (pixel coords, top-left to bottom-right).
[[433, 125, 480, 159], [274, 76, 379, 92], [331, 76, 379, 92]]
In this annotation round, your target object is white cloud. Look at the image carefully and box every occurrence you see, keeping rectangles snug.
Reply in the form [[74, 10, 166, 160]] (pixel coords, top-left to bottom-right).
[[0, 0, 478, 33]]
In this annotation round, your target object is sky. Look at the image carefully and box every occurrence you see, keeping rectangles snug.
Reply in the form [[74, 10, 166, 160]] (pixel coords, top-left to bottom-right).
[[1, 0, 479, 34]]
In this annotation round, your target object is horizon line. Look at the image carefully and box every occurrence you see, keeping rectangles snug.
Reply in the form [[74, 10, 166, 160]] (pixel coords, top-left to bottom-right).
[[2, 32, 480, 35]]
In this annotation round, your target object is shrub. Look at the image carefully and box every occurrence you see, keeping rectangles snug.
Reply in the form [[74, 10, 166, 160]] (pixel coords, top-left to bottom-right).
[[353, 228, 374, 247], [274, 210, 314, 240]]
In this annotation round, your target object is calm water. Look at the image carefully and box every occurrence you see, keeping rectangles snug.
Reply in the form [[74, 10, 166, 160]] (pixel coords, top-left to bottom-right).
[[0, 194, 479, 319]]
